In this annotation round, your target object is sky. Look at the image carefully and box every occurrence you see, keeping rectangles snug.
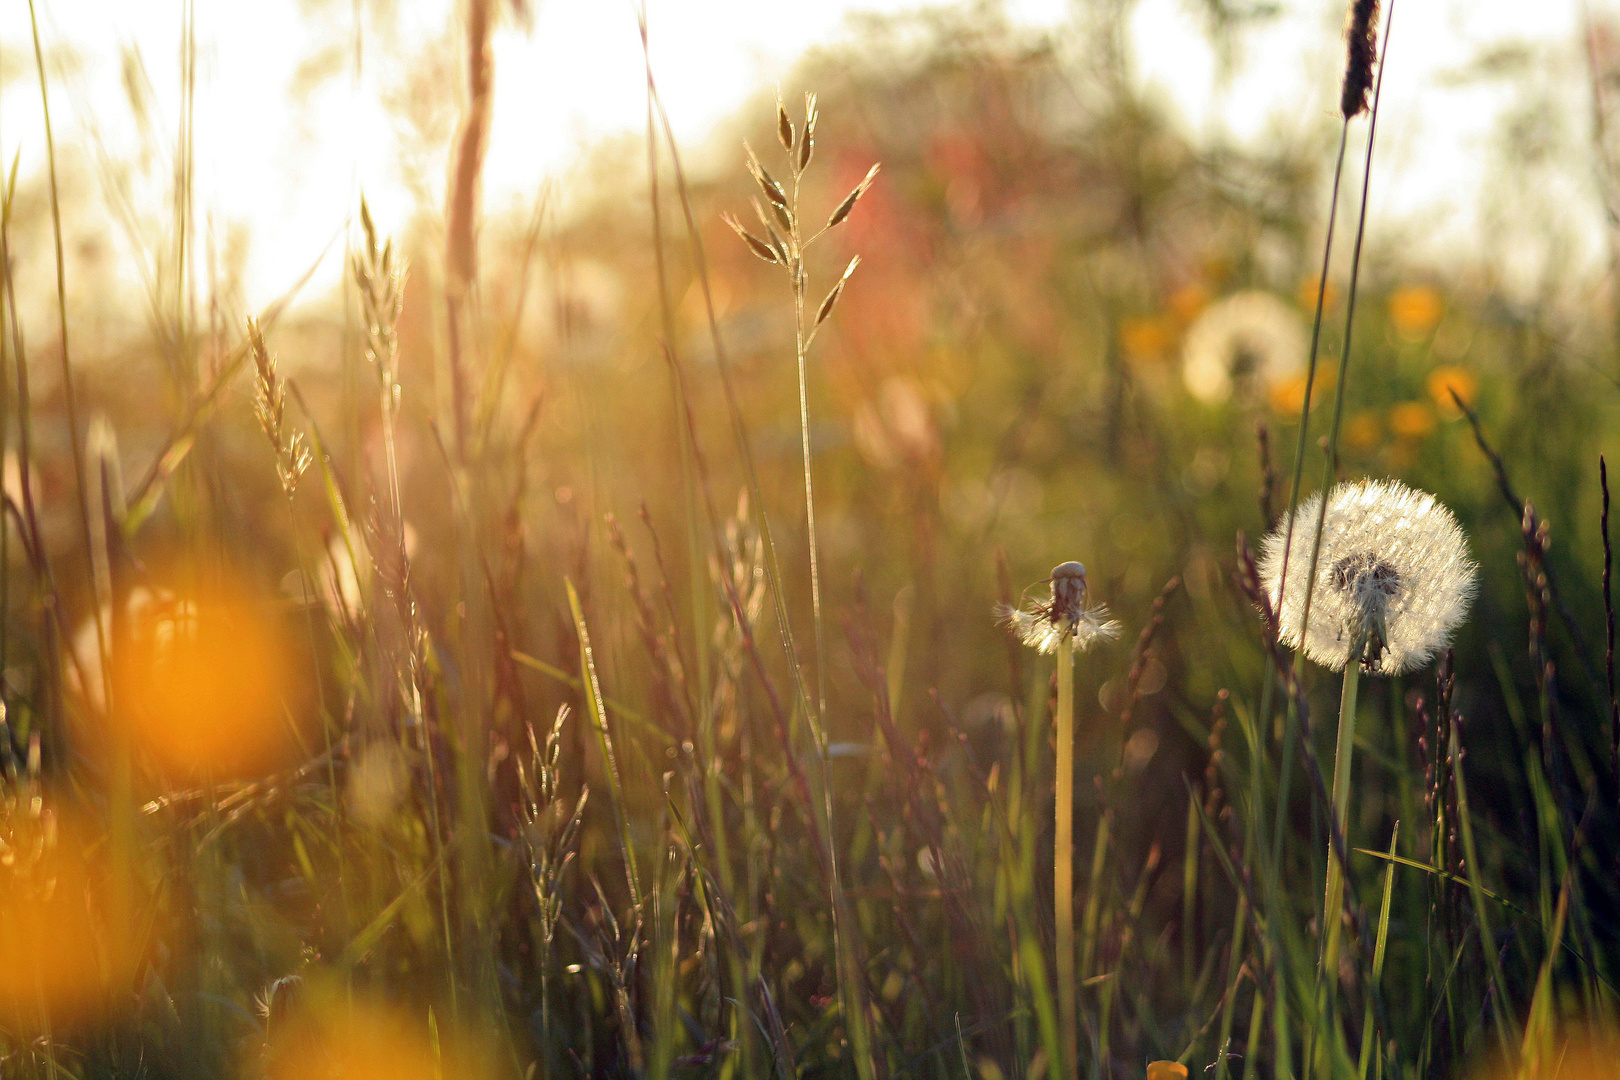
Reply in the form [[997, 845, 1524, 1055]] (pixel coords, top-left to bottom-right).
[[0, 0, 1605, 309]]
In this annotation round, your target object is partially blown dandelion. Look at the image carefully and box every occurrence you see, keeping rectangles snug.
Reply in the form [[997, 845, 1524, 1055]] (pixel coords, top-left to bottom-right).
[[1260, 479, 1475, 675], [998, 561, 1122, 655], [997, 560, 1119, 1078]]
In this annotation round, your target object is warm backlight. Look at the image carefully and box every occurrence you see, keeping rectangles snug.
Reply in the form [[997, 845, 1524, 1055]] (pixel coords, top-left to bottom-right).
[[264, 998, 487, 1080], [0, 807, 145, 1024], [107, 584, 299, 781]]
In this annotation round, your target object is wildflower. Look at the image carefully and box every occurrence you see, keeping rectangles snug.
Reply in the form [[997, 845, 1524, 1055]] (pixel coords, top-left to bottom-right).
[[1260, 479, 1476, 674], [1120, 316, 1172, 365], [1426, 364, 1477, 417], [1389, 284, 1443, 339], [1181, 290, 1307, 405], [998, 561, 1122, 654], [1146, 1063, 1189, 1080], [1345, 410, 1383, 451], [1388, 401, 1437, 440]]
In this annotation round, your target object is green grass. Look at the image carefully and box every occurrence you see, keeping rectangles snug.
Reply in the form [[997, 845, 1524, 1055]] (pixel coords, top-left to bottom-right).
[[0, 3, 1617, 1079]]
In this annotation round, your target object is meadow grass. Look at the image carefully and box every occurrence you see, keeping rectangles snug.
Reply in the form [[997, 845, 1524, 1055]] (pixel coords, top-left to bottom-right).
[[0, 2, 1617, 1079]]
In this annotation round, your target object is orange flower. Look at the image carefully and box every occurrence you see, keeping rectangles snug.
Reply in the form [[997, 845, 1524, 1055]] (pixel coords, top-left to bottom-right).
[[1298, 276, 1338, 311], [1346, 410, 1383, 451], [1147, 1062, 1189, 1080], [1267, 368, 1335, 415], [1389, 285, 1443, 339], [1426, 365, 1477, 417], [1167, 283, 1212, 324], [1121, 316, 1173, 364], [1389, 401, 1437, 440]]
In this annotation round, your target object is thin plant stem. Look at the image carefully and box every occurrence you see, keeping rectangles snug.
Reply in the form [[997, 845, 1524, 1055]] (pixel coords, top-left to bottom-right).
[[1312, 640, 1363, 1080], [1358, 821, 1399, 1080], [789, 173, 829, 731], [1269, 120, 1350, 880], [27, 0, 106, 708], [1054, 634, 1077, 1079], [1602, 457, 1617, 827], [1297, 0, 1398, 674]]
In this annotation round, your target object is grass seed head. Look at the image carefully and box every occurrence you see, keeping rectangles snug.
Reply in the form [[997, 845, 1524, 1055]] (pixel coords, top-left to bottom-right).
[[1341, 0, 1381, 118]]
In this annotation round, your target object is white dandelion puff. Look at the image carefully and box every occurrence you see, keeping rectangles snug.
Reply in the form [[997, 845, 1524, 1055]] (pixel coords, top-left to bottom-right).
[[997, 561, 1122, 655], [1182, 290, 1307, 405], [1260, 479, 1476, 675]]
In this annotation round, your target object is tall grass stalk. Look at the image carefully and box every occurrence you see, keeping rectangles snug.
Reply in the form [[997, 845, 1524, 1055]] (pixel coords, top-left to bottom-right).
[[1357, 821, 1398, 1080], [1298, 9, 1396, 1074], [1315, 635, 1363, 1076], [1054, 634, 1078, 1077], [27, 0, 105, 706]]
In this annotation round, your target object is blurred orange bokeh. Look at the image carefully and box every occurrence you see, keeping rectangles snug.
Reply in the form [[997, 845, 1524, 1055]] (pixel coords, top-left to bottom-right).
[[265, 998, 488, 1080], [1346, 410, 1383, 451], [1146, 1061, 1189, 1080], [1121, 316, 1174, 364], [106, 582, 301, 782], [1267, 368, 1334, 415], [1297, 276, 1337, 312], [1479, 1026, 1620, 1079], [1389, 400, 1438, 440], [1427, 364, 1479, 416], [0, 806, 147, 1025], [1389, 285, 1444, 339]]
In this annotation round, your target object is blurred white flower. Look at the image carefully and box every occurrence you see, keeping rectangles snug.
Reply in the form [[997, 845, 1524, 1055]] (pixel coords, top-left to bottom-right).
[[1260, 479, 1476, 675], [998, 561, 1122, 655], [1181, 290, 1306, 405]]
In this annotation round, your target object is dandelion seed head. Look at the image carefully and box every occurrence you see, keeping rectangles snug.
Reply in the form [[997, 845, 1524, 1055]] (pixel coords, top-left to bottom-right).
[[1259, 479, 1476, 675], [997, 561, 1122, 654], [1181, 290, 1307, 406]]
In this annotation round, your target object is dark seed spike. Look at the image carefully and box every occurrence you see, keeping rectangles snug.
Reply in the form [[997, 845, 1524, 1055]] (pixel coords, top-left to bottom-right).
[[814, 283, 843, 327], [826, 163, 880, 230], [777, 95, 794, 153], [799, 93, 817, 170], [763, 222, 789, 262], [772, 200, 793, 235], [723, 213, 780, 265], [745, 143, 790, 209], [815, 256, 860, 326], [1340, 0, 1381, 118]]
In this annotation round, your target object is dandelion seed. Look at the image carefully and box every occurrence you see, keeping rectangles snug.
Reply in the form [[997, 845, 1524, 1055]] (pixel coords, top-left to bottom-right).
[[1260, 479, 1476, 675], [998, 561, 1121, 654], [1181, 290, 1307, 406]]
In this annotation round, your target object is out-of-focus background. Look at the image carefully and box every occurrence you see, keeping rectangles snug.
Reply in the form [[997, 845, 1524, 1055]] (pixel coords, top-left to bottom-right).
[[2, 0, 1620, 1076]]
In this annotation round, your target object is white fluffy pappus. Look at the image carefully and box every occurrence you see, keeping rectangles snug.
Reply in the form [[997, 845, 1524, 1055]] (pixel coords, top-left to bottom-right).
[[997, 561, 1123, 655], [1260, 479, 1477, 675], [1181, 290, 1307, 405]]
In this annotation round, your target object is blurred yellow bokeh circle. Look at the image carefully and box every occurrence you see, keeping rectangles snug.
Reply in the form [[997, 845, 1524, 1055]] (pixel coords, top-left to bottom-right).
[[107, 581, 300, 781]]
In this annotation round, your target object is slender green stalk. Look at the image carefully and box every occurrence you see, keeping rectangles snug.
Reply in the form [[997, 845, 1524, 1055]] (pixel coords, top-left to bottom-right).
[[1320, 646, 1363, 993], [1449, 723, 1514, 1051], [1214, 895, 1249, 1080], [27, 0, 106, 707], [1358, 822, 1399, 1080], [1054, 634, 1077, 1079], [1314, 641, 1363, 1080], [1240, 983, 1265, 1080], [1183, 792, 1201, 989], [1270, 120, 1350, 880]]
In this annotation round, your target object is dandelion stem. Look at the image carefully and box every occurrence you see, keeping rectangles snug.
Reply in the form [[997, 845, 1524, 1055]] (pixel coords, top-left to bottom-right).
[[1315, 639, 1363, 1079], [1054, 633, 1077, 1080]]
